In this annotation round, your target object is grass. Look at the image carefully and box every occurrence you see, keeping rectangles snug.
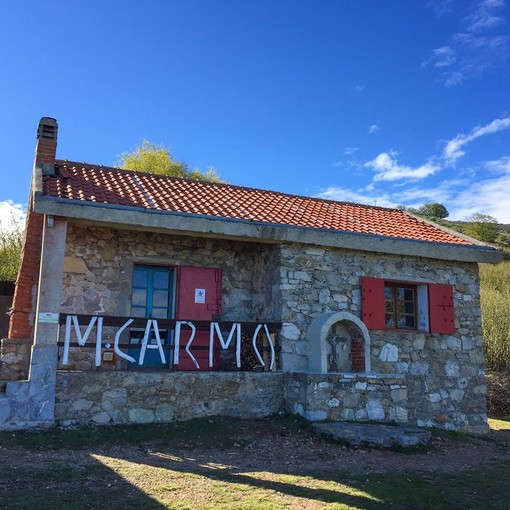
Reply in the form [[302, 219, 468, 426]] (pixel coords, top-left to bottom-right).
[[0, 416, 510, 509], [480, 260, 510, 371]]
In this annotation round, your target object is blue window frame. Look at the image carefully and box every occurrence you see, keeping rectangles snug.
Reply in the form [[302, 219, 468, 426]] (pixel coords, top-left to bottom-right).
[[129, 265, 174, 368]]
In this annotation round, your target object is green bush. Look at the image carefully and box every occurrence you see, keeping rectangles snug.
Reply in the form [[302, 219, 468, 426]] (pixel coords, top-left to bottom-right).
[[0, 222, 23, 281], [481, 261, 510, 371]]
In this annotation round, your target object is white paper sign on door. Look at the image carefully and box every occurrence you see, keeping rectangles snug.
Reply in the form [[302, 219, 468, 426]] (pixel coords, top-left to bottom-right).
[[195, 288, 206, 304]]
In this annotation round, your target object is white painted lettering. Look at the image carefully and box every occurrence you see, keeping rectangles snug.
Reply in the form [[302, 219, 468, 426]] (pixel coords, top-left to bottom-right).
[[210, 323, 241, 368], [114, 319, 136, 363]]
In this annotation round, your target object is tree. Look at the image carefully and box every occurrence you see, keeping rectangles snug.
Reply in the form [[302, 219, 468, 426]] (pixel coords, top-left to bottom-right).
[[416, 203, 449, 219], [117, 141, 222, 182], [0, 219, 23, 281], [464, 213, 500, 243]]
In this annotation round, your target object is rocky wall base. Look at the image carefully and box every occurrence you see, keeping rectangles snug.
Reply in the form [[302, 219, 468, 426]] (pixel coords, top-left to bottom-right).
[[285, 372, 409, 423], [0, 338, 32, 384], [55, 371, 285, 427]]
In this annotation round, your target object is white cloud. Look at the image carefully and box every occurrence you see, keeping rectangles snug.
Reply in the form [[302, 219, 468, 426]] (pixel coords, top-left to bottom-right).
[[448, 175, 510, 222], [368, 124, 379, 134], [428, 0, 456, 17], [423, 0, 508, 85], [466, 0, 506, 32], [0, 201, 26, 231], [317, 186, 395, 208], [365, 152, 439, 182], [353, 85, 365, 93], [343, 147, 358, 156], [425, 46, 457, 68], [443, 116, 510, 165], [395, 180, 461, 205], [323, 118, 510, 223]]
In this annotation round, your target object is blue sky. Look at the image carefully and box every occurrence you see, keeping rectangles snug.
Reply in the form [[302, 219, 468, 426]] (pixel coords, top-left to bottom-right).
[[1, 0, 510, 228]]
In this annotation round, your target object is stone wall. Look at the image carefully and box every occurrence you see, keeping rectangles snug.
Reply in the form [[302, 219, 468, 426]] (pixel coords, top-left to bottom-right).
[[3, 221, 487, 434], [278, 244, 487, 434], [55, 371, 284, 426], [0, 338, 32, 385], [59, 224, 281, 370], [285, 373, 408, 423]]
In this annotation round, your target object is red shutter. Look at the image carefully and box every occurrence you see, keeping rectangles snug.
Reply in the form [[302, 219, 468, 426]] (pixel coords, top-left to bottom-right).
[[361, 276, 386, 330], [428, 284, 455, 334]]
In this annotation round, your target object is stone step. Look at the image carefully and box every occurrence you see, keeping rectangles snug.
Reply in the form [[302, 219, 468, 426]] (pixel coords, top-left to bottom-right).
[[313, 421, 432, 448]]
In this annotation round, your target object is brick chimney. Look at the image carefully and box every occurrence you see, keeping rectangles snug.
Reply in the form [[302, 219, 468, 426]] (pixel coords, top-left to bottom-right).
[[35, 117, 58, 174], [7, 118, 58, 341]]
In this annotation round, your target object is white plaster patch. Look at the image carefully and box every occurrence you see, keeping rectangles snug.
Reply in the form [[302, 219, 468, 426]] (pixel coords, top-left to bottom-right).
[[379, 343, 398, 362]]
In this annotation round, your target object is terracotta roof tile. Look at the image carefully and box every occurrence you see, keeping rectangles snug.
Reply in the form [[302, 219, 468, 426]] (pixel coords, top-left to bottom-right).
[[42, 160, 473, 246]]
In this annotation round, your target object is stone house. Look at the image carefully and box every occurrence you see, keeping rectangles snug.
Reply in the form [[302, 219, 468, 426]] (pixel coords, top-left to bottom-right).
[[0, 117, 502, 432]]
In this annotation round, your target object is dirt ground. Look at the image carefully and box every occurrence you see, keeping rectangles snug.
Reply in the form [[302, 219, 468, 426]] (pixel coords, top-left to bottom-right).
[[2, 417, 510, 476]]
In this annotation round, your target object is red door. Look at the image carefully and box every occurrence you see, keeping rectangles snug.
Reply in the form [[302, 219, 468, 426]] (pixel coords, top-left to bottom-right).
[[175, 266, 222, 370]]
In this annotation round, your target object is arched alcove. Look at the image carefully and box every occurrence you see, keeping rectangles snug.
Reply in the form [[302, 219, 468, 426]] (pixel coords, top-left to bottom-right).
[[307, 311, 371, 374]]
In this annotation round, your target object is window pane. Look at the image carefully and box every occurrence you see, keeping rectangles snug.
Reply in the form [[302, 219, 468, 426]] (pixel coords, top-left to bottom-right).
[[405, 302, 415, 314], [404, 288, 414, 300], [398, 315, 407, 328], [405, 315, 415, 328], [384, 287, 394, 299], [152, 307, 168, 319], [132, 288, 147, 307], [131, 306, 146, 318], [153, 271, 170, 289], [396, 288, 405, 299], [385, 300, 395, 313], [153, 290, 169, 308], [385, 314, 395, 328], [133, 269, 148, 288]]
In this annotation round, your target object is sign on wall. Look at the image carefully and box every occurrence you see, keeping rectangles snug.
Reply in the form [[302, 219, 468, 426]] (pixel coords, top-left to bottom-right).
[[61, 315, 276, 370]]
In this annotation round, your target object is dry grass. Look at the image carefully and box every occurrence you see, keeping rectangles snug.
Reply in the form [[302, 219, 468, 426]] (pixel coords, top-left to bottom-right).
[[480, 260, 510, 371]]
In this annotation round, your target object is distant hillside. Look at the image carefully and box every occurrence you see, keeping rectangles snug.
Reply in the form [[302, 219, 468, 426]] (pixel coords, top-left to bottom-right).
[[418, 217, 510, 259]]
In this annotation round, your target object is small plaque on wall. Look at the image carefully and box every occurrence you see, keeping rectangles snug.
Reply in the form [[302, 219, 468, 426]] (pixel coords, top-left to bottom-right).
[[38, 312, 59, 324], [195, 288, 206, 304]]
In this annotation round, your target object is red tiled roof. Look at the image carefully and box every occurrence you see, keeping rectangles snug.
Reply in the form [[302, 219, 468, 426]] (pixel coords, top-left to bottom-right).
[[42, 160, 473, 246]]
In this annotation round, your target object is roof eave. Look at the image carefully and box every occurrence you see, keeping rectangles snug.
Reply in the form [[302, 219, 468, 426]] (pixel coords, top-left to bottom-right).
[[33, 196, 503, 264]]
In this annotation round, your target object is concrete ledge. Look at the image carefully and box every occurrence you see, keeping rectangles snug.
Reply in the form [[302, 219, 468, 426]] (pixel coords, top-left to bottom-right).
[[34, 197, 503, 264]]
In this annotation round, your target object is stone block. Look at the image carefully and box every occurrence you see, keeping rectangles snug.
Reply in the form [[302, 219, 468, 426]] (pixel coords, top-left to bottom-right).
[[390, 389, 407, 403], [445, 360, 461, 377], [344, 393, 360, 408], [366, 400, 385, 420]]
